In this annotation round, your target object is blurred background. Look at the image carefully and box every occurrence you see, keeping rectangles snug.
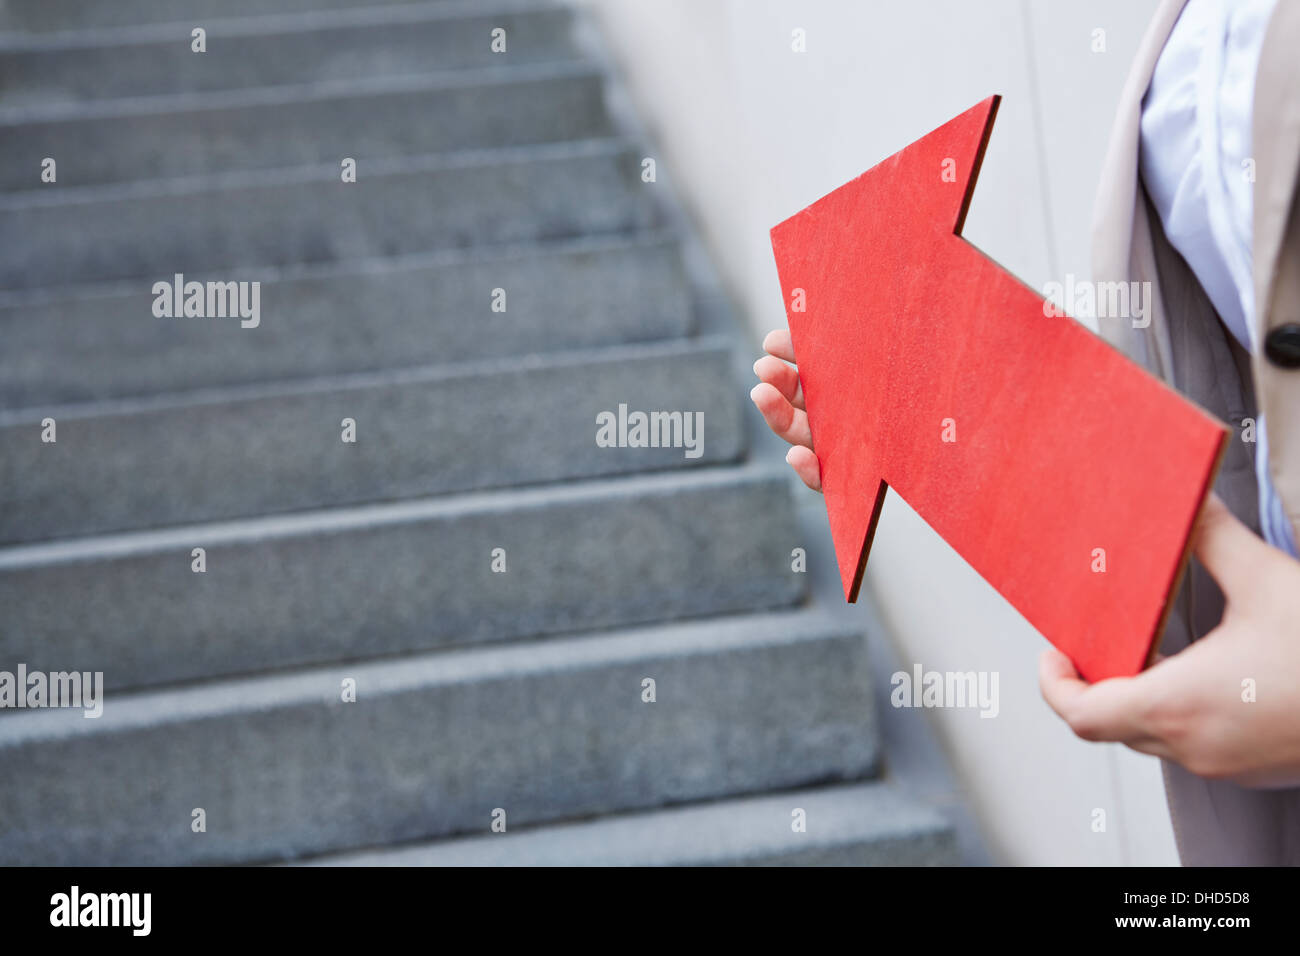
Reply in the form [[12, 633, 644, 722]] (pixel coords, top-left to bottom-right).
[[0, 0, 1169, 865]]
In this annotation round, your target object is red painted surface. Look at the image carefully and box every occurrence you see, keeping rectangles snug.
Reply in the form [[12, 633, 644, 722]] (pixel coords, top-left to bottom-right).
[[769, 95, 1227, 681]]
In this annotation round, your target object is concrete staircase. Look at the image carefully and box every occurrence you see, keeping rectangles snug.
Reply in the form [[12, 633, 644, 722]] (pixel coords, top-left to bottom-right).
[[0, 0, 957, 865]]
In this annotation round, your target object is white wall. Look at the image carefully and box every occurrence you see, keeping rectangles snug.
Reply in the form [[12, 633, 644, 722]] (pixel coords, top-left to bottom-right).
[[578, 0, 1175, 865]]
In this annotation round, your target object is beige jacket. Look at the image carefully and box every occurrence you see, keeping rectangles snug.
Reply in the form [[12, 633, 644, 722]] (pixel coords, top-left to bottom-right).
[[1092, 0, 1300, 865]]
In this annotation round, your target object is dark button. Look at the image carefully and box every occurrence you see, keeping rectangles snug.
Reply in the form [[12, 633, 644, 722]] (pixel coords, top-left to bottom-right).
[[1265, 324, 1300, 368]]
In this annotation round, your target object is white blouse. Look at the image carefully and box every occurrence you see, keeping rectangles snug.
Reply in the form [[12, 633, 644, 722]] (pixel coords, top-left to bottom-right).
[[1139, 0, 1296, 556]]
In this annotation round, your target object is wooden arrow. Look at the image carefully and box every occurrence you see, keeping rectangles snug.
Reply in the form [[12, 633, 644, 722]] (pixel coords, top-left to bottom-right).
[[769, 95, 1227, 681]]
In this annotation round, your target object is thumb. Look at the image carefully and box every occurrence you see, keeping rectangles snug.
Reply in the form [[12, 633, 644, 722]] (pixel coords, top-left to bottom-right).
[[1191, 493, 1269, 600]]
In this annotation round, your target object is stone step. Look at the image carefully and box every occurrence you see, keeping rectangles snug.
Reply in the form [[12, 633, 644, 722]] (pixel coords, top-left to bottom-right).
[[0, 64, 610, 190], [0, 138, 655, 291], [0, 609, 874, 865], [0, 0, 487, 33], [0, 465, 806, 691], [0, 233, 692, 407], [0, 337, 742, 543], [0, 4, 581, 104], [301, 781, 958, 866]]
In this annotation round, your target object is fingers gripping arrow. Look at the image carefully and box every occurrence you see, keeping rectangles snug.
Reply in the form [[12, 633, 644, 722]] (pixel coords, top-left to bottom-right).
[[769, 95, 1228, 682]]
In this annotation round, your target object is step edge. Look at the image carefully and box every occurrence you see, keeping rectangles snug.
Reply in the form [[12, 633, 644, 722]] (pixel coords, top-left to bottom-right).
[[0, 334, 736, 423], [0, 229, 682, 310], [0, 60, 604, 126], [0, 0, 569, 52], [0, 460, 786, 569], [293, 780, 954, 867], [0, 606, 856, 744], [0, 135, 633, 209]]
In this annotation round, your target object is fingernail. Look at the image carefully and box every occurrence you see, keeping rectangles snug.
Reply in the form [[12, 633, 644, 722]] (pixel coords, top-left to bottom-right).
[[785, 448, 796, 464]]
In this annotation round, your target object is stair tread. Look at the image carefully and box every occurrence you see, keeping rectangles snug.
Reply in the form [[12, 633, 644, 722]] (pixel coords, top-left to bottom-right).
[[0, 608, 877, 865], [0, 336, 745, 542], [0, 229, 681, 309], [0, 463, 805, 691], [0, 230, 693, 406], [0, 605, 852, 741], [0, 334, 730, 422], [0, 0, 542, 35], [0, 135, 631, 208], [0, 0, 562, 50], [0, 61, 604, 124], [0, 135, 628, 208], [0, 461, 785, 569], [300, 781, 957, 866], [0, 137, 656, 291]]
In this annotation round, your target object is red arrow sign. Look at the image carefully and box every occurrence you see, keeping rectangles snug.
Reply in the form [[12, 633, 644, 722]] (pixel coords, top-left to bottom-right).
[[769, 95, 1228, 682]]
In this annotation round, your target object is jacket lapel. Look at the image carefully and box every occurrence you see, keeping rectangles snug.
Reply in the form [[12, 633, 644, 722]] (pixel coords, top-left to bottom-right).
[[1251, 0, 1300, 330], [1090, 0, 1187, 379]]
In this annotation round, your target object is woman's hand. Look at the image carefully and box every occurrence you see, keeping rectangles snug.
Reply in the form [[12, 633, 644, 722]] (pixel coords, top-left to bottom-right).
[[1040, 494, 1300, 788], [756, 324, 1300, 788], [750, 329, 822, 492]]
